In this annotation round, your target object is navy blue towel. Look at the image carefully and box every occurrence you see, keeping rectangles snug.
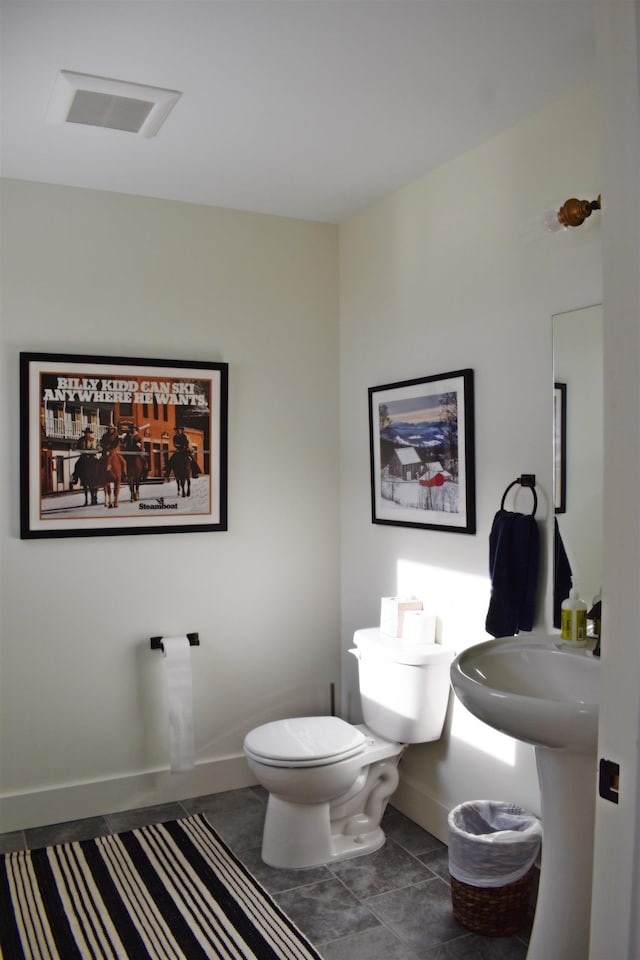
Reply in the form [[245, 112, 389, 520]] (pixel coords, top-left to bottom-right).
[[485, 509, 539, 638]]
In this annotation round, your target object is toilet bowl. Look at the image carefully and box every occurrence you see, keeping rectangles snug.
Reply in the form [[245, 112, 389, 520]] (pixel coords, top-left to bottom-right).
[[244, 627, 455, 869], [244, 716, 404, 867]]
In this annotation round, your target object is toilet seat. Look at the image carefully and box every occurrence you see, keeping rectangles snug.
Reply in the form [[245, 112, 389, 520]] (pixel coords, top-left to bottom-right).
[[244, 716, 366, 768]]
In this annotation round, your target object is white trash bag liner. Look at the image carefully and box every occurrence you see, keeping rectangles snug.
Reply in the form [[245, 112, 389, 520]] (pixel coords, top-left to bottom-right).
[[448, 800, 542, 888]]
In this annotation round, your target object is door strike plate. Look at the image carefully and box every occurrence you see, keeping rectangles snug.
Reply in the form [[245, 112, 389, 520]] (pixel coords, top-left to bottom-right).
[[599, 758, 620, 804]]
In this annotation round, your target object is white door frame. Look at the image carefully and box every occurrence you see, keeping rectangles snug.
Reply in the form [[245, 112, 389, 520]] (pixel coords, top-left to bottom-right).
[[591, 4, 640, 957]]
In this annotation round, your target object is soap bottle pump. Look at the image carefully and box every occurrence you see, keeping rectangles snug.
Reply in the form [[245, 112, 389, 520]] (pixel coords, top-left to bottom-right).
[[561, 579, 587, 647]]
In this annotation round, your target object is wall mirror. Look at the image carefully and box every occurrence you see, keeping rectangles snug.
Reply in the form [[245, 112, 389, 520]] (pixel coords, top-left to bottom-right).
[[552, 304, 603, 622]]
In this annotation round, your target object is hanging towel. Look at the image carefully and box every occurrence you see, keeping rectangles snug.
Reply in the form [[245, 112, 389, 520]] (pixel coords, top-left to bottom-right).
[[553, 518, 573, 629], [485, 509, 539, 638]]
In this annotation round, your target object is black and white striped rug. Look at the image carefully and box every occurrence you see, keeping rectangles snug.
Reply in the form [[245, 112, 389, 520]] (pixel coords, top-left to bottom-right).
[[0, 814, 322, 960]]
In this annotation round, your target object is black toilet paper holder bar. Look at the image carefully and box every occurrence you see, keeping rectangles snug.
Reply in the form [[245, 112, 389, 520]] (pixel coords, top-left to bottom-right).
[[150, 633, 200, 651]]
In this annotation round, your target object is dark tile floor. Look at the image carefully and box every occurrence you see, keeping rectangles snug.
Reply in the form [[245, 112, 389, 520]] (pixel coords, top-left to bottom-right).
[[0, 786, 534, 959]]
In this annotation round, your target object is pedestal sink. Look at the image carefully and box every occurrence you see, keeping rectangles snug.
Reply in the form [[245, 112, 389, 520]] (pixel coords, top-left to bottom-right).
[[450, 634, 600, 960]]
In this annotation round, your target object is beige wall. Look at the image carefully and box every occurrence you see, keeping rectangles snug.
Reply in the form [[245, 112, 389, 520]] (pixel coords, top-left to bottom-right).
[[338, 83, 602, 837], [0, 83, 603, 845], [0, 181, 340, 830]]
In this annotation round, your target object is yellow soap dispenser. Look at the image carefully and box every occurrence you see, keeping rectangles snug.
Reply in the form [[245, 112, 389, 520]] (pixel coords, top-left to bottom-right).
[[561, 579, 587, 647]]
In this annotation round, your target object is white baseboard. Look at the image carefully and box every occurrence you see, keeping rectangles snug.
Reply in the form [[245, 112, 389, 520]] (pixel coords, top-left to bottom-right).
[[4, 756, 451, 846], [0, 755, 258, 833], [392, 771, 450, 845]]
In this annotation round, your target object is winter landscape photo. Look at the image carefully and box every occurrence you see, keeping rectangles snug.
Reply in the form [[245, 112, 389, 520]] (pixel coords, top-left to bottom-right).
[[369, 369, 475, 533]]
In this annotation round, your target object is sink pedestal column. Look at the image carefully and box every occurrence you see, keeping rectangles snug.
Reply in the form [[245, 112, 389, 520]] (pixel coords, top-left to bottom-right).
[[527, 747, 596, 960]]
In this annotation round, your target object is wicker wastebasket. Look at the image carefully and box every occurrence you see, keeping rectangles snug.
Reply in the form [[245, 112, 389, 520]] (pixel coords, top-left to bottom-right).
[[447, 801, 542, 937]]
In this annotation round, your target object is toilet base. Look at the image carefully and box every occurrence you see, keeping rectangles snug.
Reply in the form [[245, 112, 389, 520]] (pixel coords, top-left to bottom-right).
[[260, 748, 402, 869], [261, 794, 387, 868]]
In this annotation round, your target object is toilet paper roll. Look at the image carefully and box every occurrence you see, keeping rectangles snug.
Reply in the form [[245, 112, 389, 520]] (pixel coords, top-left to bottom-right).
[[380, 596, 423, 637], [162, 636, 195, 773], [401, 610, 436, 646]]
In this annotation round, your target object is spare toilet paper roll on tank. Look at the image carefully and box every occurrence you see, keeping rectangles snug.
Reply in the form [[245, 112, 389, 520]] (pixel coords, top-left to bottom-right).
[[162, 636, 195, 773], [401, 610, 437, 645], [380, 597, 423, 637]]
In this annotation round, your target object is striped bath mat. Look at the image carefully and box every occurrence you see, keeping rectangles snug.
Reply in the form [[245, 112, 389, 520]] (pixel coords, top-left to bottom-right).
[[0, 814, 322, 959]]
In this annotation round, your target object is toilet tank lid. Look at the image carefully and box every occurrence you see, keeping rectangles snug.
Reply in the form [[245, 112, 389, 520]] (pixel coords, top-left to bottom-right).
[[353, 627, 455, 666], [244, 716, 366, 763]]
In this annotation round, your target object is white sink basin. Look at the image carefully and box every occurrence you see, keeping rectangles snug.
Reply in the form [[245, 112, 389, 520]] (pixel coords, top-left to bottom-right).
[[450, 633, 600, 752]]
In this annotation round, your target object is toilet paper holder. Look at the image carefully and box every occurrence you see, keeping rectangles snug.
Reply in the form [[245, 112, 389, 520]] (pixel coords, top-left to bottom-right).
[[150, 633, 200, 651]]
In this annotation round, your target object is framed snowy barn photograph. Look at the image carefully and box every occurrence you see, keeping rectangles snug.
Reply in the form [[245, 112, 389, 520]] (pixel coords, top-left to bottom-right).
[[368, 369, 476, 533]]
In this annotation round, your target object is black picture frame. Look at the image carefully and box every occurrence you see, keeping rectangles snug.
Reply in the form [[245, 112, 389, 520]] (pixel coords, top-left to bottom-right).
[[554, 381, 567, 514], [368, 368, 475, 533], [20, 352, 228, 539]]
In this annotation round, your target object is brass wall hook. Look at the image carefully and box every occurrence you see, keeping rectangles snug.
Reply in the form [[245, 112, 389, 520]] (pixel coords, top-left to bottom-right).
[[557, 195, 602, 228]]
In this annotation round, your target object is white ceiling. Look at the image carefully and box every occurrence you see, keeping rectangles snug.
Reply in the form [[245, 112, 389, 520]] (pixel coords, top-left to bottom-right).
[[1, 1, 596, 223]]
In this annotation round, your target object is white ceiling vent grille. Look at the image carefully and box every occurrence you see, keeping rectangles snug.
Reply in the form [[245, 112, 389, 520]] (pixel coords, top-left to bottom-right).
[[46, 71, 182, 138]]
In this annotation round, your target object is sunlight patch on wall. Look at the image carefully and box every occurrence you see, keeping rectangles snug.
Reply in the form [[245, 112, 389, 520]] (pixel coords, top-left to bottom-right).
[[396, 558, 490, 651], [396, 558, 515, 764]]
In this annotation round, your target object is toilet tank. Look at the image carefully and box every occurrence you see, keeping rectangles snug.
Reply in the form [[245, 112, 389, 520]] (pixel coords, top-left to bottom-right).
[[351, 627, 455, 743]]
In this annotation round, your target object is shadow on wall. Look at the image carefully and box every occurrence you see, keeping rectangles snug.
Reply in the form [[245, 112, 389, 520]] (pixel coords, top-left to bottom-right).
[[138, 649, 337, 764]]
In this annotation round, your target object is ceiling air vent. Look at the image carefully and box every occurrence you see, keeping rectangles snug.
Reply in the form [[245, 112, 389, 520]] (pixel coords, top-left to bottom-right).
[[46, 71, 182, 138]]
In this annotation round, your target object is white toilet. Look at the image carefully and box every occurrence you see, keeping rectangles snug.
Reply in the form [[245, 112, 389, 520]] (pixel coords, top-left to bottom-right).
[[243, 627, 455, 868]]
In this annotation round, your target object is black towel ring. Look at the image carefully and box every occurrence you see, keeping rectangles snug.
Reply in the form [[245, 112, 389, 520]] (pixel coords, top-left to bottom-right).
[[500, 474, 537, 517]]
